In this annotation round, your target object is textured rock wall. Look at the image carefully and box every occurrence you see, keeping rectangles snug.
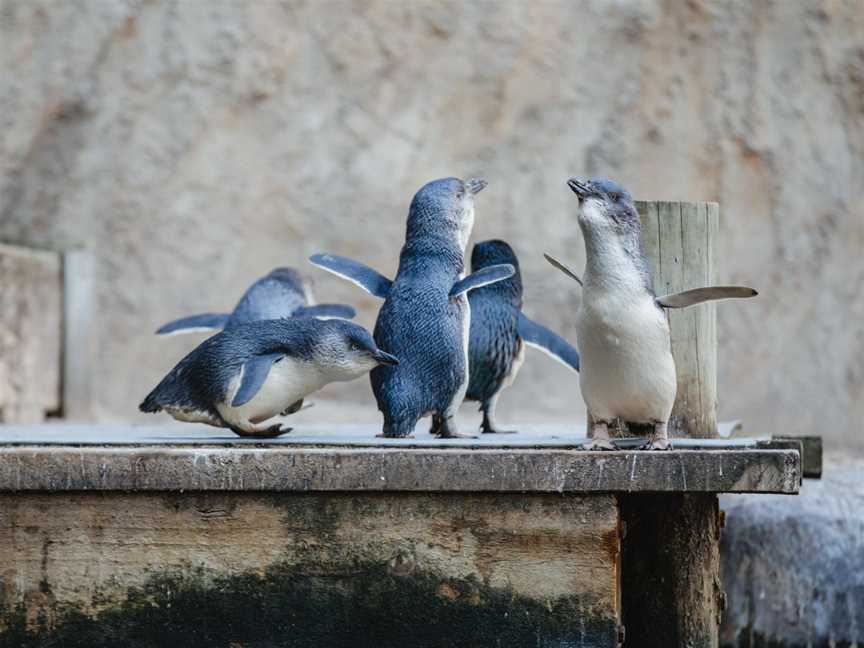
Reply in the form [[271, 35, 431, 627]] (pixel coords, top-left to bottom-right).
[[720, 455, 864, 646], [1, 0, 862, 445]]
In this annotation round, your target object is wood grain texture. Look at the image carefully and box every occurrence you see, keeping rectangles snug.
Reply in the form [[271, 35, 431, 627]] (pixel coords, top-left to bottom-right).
[[622, 493, 722, 648], [0, 445, 800, 494], [62, 249, 94, 420], [0, 492, 620, 647], [636, 201, 720, 438], [0, 244, 62, 422]]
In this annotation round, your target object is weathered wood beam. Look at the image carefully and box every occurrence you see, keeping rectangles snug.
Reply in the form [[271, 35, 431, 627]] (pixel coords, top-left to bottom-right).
[[62, 249, 95, 420], [0, 243, 62, 422], [0, 446, 800, 494], [621, 494, 723, 648]]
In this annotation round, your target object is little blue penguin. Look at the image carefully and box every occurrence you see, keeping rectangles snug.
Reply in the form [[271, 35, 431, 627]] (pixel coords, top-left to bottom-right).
[[309, 177, 515, 438], [465, 239, 580, 434], [140, 318, 398, 438], [546, 177, 757, 450], [155, 267, 356, 336]]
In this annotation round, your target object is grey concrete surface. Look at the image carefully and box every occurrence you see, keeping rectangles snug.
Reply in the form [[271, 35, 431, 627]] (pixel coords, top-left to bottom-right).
[[1, 1, 862, 448]]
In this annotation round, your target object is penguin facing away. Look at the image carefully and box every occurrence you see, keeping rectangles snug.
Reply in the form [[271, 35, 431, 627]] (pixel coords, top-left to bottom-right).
[[140, 318, 398, 438], [546, 177, 757, 450], [310, 177, 515, 438], [155, 267, 356, 336], [463, 239, 580, 435]]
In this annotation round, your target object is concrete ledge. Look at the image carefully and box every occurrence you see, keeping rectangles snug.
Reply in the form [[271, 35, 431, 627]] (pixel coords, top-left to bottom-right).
[[0, 445, 800, 494]]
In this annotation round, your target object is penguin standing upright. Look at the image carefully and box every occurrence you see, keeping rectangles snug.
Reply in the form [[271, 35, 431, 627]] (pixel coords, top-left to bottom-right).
[[310, 177, 515, 438], [155, 267, 355, 336], [466, 240, 580, 434], [547, 177, 756, 450]]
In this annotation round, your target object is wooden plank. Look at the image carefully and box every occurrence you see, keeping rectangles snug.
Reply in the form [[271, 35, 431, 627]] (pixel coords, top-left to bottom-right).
[[0, 492, 620, 646], [768, 435, 822, 478], [0, 421, 757, 447], [0, 446, 800, 494], [62, 249, 95, 420], [0, 244, 62, 422]]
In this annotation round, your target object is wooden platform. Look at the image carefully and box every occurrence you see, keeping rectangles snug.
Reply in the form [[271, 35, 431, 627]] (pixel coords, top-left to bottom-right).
[[0, 424, 801, 648], [0, 423, 799, 494]]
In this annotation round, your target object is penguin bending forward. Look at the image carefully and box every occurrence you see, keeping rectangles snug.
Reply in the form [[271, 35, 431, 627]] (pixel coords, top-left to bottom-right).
[[546, 177, 757, 450], [464, 240, 580, 434], [310, 177, 515, 438], [140, 318, 398, 438], [155, 267, 356, 336]]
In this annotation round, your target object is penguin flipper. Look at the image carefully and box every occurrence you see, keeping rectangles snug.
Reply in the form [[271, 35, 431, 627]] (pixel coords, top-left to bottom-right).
[[517, 313, 580, 372], [231, 353, 285, 407], [156, 313, 230, 336], [655, 286, 758, 309], [309, 254, 392, 299], [293, 304, 357, 320], [449, 264, 515, 298], [543, 253, 583, 286]]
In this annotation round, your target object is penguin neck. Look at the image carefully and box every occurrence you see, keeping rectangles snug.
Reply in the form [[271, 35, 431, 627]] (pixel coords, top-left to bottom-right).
[[581, 228, 653, 295], [398, 234, 466, 278]]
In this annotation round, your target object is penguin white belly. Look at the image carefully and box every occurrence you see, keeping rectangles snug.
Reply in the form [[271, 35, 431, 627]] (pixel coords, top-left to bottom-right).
[[501, 337, 526, 391], [165, 407, 222, 427], [445, 293, 472, 416], [217, 358, 326, 427], [576, 290, 677, 423]]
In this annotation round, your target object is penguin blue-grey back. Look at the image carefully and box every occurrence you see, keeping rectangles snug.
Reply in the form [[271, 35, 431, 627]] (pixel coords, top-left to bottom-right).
[[309, 177, 516, 438], [466, 240, 580, 434], [141, 318, 397, 438], [155, 267, 356, 336]]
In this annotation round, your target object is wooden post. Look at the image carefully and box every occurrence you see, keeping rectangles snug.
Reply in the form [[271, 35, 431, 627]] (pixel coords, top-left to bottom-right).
[[0, 244, 62, 422], [622, 202, 724, 648], [636, 201, 719, 439], [62, 249, 94, 420]]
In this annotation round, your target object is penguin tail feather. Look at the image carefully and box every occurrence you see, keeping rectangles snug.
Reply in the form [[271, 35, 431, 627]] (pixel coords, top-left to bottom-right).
[[139, 392, 163, 413]]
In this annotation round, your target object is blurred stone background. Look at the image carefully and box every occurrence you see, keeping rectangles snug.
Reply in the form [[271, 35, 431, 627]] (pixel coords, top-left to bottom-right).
[[1, 0, 862, 448]]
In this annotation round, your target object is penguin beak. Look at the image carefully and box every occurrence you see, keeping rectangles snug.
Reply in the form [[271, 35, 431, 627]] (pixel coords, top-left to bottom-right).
[[372, 350, 399, 366], [567, 178, 592, 200], [464, 178, 488, 195]]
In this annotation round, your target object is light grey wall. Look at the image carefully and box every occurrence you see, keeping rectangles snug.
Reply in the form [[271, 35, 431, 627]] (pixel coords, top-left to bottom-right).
[[2, 1, 862, 447]]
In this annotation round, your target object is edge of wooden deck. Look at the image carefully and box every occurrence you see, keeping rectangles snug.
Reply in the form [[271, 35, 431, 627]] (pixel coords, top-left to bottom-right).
[[0, 444, 800, 494]]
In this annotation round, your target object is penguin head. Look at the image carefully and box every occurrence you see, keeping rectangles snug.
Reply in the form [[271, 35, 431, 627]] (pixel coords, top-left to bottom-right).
[[470, 240, 523, 301], [567, 177, 640, 238], [471, 239, 519, 269], [406, 177, 487, 251], [314, 320, 399, 381], [265, 267, 314, 303]]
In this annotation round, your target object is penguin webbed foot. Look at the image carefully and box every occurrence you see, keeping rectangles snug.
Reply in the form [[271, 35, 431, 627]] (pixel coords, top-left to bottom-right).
[[639, 422, 672, 450], [230, 423, 292, 439], [639, 437, 673, 451], [481, 424, 518, 435], [583, 419, 619, 450], [280, 399, 307, 416], [434, 415, 477, 439], [582, 438, 619, 451], [480, 406, 516, 434]]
